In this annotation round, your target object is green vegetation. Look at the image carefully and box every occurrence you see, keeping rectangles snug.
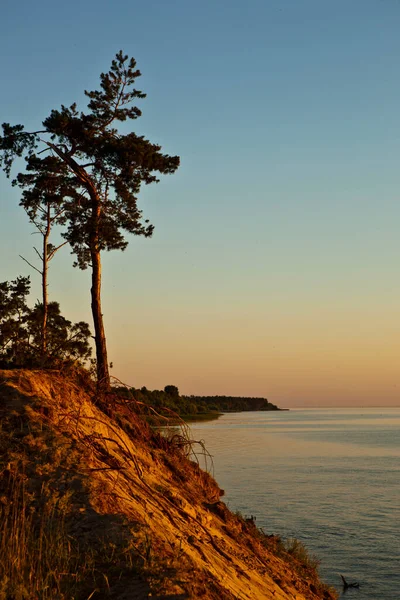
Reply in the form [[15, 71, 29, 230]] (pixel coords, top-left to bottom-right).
[[113, 384, 280, 418], [113, 384, 210, 419], [183, 394, 280, 413], [0, 276, 91, 369], [17, 154, 74, 358], [0, 51, 179, 390]]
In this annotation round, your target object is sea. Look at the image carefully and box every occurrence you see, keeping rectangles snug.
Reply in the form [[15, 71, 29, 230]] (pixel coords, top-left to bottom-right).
[[189, 408, 400, 599]]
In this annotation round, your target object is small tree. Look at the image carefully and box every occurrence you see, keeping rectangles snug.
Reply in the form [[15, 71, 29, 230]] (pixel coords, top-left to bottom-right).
[[27, 301, 92, 366], [0, 51, 180, 391], [15, 155, 79, 359], [164, 385, 180, 398], [0, 277, 92, 368]]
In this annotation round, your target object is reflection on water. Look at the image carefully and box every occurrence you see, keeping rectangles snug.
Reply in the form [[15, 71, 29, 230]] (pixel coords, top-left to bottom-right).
[[190, 408, 400, 599]]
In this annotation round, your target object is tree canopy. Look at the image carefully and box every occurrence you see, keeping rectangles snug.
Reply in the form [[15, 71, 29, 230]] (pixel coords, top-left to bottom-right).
[[0, 277, 91, 368], [16, 155, 76, 356], [0, 51, 180, 390]]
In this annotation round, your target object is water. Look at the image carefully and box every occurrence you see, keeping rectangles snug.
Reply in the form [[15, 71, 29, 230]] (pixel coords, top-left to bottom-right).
[[189, 409, 400, 599]]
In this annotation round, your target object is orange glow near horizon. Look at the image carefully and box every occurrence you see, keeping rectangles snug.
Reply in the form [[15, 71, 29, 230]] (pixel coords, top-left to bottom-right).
[[109, 297, 400, 408]]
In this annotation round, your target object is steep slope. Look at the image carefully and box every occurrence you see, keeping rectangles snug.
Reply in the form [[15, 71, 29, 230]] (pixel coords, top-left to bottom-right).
[[0, 370, 337, 599]]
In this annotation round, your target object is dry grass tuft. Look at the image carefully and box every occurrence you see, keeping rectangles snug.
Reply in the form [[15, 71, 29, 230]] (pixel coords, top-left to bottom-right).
[[0, 465, 81, 599]]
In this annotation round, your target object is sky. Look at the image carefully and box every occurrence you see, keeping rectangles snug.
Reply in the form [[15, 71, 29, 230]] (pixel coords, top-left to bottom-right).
[[1, 0, 399, 407]]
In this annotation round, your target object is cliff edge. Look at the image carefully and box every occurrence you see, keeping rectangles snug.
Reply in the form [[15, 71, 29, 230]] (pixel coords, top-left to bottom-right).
[[0, 370, 337, 599]]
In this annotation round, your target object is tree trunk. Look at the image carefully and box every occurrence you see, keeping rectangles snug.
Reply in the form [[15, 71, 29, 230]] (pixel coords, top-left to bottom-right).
[[91, 246, 110, 391], [41, 205, 51, 358], [89, 193, 110, 392], [47, 144, 111, 391]]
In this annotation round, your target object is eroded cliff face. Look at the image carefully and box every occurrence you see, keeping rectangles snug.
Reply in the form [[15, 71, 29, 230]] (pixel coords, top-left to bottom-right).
[[0, 370, 337, 600]]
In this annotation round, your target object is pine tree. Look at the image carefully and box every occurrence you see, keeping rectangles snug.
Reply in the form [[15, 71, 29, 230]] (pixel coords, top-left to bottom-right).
[[16, 155, 78, 358], [0, 52, 180, 391], [0, 276, 92, 368]]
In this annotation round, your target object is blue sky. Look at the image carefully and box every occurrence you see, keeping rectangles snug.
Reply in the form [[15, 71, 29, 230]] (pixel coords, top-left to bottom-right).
[[1, 0, 399, 406]]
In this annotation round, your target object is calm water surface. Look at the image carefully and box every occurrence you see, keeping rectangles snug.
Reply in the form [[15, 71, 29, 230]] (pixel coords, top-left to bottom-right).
[[189, 409, 400, 599]]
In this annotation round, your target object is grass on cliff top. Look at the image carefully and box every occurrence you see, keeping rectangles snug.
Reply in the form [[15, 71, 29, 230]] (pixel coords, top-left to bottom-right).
[[0, 476, 156, 600], [1, 469, 85, 600], [0, 424, 148, 600]]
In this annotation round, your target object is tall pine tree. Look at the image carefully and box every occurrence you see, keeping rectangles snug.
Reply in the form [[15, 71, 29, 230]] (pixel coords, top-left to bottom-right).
[[0, 52, 180, 391]]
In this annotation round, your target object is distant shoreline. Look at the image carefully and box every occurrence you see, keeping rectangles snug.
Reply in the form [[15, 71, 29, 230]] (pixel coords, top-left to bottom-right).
[[181, 406, 289, 424]]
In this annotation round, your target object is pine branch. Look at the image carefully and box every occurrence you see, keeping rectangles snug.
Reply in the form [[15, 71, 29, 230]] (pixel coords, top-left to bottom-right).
[[37, 147, 51, 155], [48, 241, 68, 261], [33, 247, 43, 261], [19, 255, 42, 275]]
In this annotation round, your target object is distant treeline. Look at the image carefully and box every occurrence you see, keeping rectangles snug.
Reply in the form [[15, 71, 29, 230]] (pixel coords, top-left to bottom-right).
[[183, 395, 279, 413], [114, 385, 279, 416]]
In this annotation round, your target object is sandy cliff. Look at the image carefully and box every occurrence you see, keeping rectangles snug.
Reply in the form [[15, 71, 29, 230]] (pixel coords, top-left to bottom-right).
[[0, 370, 337, 599]]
